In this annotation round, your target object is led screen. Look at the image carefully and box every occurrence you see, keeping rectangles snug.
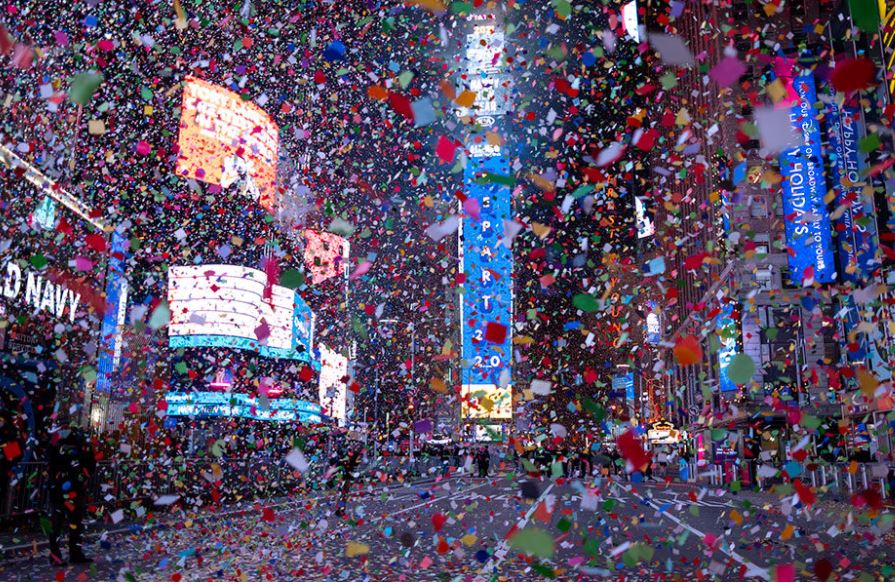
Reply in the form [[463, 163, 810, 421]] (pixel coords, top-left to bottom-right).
[[175, 77, 279, 211]]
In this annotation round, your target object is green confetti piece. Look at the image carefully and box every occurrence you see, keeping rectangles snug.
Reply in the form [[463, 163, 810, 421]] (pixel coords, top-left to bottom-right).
[[451, 1, 472, 14], [174, 361, 188, 375], [572, 293, 599, 313], [556, 517, 572, 532], [29, 254, 47, 269], [552, 0, 572, 19], [148, 302, 170, 330], [140, 87, 154, 101], [398, 70, 414, 89], [849, 0, 880, 33], [859, 133, 881, 153], [279, 269, 305, 290], [69, 71, 104, 106], [508, 527, 554, 559], [603, 499, 616, 512], [472, 172, 516, 186], [710, 428, 728, 441], [726, 353, 755, 385], [80, 365, 97, 384]]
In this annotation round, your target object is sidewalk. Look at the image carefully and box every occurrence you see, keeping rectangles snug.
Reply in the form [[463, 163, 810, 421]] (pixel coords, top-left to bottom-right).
[[0, 472, 441, 560]]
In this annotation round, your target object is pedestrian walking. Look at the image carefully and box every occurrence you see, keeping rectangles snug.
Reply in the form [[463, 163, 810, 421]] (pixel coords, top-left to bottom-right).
[[47, 423, 96, 566]]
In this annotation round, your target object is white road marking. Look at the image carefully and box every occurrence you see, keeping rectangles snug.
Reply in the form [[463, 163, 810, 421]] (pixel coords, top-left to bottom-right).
[[382, 480, 493, 520], [615, 482, 770, 580], [476, 482, 555, 580]]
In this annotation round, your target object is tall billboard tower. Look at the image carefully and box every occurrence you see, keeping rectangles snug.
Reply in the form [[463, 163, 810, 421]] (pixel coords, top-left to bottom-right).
[[458, 13, 514, 437]]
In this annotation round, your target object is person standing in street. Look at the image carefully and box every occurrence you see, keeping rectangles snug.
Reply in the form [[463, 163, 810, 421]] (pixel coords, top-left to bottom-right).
[[334, 447, 361, 517], [47, 422, 96, 566], [476, 447, 489, 478]]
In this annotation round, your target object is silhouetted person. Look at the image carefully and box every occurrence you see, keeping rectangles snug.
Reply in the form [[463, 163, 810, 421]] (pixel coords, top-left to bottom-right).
[[335, 448, 361, 517], [47, 424, 95, 565], [477, 447, 489, 478]]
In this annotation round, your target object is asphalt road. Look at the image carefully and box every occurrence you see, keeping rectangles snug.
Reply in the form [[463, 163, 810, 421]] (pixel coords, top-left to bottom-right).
[[1, 471, 893, 581]]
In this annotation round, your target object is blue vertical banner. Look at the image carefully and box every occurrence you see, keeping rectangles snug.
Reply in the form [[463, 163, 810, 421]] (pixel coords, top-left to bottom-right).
[[292, 292, 314, 353], [717, 300, 740, 392], [96, 227, 130, 393], [825, 101, 879, 283], [778, 75, 836, 284], [461, 153, 513, 412]]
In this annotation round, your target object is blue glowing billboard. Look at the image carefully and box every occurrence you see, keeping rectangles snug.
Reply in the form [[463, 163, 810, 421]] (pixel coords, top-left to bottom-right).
[[778, 75, 835, 284], [164, 391, 322, 423], [460, 152, 513, 415], [825, 102, 879, 283], [717, 300, 740, 392], [95, 226, 130, 393]]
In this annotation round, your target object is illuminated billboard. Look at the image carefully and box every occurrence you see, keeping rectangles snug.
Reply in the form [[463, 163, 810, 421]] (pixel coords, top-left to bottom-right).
[[303, 230, 349, 285], [175, 77, 279, 211], [777, 74, 835, 284], [622, 1, 641, 43], [455, 22, 512, 122], [164, 391, 322, 423], [95, 227, 130, 394], [461, 385, 512, 420], [635, 195, 655, 239], [318, 344, 348, 423], [825, 101, 879, 283], [167, 264, 315, 363], [717, 300, 741, 391], [460, 153, 513, 420]]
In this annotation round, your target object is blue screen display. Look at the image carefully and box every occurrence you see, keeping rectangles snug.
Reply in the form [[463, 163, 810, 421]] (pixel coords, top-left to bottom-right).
[[825, 101, 879, 283], [717, 301, 740, 392], [461, 153, 513, 391], [95, 226, 129, 393], [164, 391, 322, 423], [778, 75, 836, 284]]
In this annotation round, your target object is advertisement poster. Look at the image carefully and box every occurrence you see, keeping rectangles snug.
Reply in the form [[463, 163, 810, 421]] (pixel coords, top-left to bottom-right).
[[175, 77, 279, 211], [460, 153, 513, 420], [167, 264, 315, 363], [778, 74, 835, 284]]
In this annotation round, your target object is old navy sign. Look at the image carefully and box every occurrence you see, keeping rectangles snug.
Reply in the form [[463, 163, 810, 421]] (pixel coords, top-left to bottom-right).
[[778, 75, 835, 284], [826, 102, 879, 283], [1, 260, 82, 323]]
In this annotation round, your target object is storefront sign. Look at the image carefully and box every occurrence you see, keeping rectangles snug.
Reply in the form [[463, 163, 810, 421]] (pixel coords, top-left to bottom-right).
[[1, 260, 82, 323]]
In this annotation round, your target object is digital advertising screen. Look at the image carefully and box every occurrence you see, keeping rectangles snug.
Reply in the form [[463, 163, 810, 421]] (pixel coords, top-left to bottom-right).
[[164, 391, 322, 423], [175, 77, 279, 211], [303, 229, 349, 285], [318, 344, 348, 423], [460, 153, 513, 420], [777, 74, 835, 284], [825, 100, 879, 283], [95, 226, 130, 394], [717, 300, 741, 392], [167, 264, 315, 363]]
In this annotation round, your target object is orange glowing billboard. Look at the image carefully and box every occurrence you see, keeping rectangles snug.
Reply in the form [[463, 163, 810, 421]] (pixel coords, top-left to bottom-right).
[[175, 77, 279, 211]]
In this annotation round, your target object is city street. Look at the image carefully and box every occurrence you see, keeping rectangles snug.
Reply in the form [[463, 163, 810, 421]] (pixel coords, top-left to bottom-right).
[[4, 0, 895, 581], [2, 471, 893, 581]]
